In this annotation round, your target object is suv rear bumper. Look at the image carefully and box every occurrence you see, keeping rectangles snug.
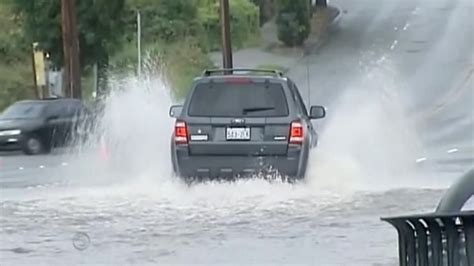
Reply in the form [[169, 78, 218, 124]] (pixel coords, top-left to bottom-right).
[[172, 145, 307, 179]]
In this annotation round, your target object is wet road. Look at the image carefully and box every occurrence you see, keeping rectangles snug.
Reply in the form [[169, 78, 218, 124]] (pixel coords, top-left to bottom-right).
[[1, 0, 473, 265]]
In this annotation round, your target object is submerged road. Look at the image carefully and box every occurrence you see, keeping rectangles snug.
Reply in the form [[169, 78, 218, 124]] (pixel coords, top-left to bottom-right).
[[0, 0, 473, 265]]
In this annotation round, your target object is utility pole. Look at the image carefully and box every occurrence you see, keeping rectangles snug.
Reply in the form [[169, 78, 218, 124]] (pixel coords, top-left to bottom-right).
[[137, 10, 142, 78], [31, 43, 39, 99], [219, 0, 233, 70], [61, 0, 81, 99]]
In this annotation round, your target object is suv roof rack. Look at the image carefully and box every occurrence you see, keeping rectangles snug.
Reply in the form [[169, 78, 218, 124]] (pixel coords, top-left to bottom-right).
[[202, 68, 284, 77]]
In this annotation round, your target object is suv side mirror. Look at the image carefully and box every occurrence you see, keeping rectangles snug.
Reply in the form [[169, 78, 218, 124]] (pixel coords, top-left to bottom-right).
[[169, 105, 183, 118], [309, 106, 326, 119]]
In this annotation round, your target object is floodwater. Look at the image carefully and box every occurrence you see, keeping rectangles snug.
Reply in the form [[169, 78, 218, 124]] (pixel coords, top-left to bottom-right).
[[1, 0, 473, 264], [0, 63, 468, 266]]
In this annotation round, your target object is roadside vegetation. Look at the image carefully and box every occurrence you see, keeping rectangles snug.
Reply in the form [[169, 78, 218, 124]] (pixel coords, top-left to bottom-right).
[[0, 0, 35, 111], [0, 0, 321, 110], [276, 0, 311, 47]]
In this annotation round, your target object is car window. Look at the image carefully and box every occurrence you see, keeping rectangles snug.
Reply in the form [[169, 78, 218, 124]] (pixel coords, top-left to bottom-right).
[[44, 101, 84, 118], [64, 102, 84, 117], [0, 102, 46, 119], [188, 82, 289, 117], [44, 102, 67, 117], [288, 81, 308, 116], [294, 85, 309, 116]]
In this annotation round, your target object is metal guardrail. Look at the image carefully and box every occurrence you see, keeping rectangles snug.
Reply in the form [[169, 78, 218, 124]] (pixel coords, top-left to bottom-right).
[[382, 212, 474, 266], [202, 68, 284, 77], [382, 169, 474, 266]]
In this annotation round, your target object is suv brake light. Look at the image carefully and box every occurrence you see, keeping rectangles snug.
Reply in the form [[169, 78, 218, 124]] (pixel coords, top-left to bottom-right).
[[289, 121, 304, 144], [174, 121, 188, 144]]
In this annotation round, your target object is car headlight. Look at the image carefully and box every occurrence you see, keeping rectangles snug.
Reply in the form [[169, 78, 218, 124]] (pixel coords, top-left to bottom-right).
[[0, 130, 21, 136]]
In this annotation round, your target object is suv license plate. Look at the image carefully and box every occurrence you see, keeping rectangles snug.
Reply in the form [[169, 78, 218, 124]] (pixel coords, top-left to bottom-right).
[[226, 127, 250, 140]]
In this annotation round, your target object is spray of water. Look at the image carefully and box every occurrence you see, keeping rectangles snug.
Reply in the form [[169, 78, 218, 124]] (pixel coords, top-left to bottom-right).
[[61, 53, 442, 202], [306, 54, 436, 191], [63, 60, 176, 188]]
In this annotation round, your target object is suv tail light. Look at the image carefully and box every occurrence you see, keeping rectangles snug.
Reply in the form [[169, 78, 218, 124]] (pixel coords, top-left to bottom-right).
[[289, 121, 304, 144], [174, 121, 188, 144]]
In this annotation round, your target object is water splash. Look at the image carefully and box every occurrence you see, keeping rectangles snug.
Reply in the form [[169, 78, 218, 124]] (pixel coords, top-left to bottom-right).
[[64, 60, 176, 187], [306, 54, 439, 191], [61, 53, 445, 198]]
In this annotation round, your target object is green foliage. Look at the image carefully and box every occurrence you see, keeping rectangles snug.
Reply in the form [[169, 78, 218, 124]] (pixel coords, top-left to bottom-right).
[[126, 0, 202, 44], [198, 0, 259, 51], [0, 1, 27, 64], [117, 0, 259, 98], [250, 0, 276, 25], [162, 38, 214, 99], [276, 0, 311, 47], [110, 37, 214, 99], [0, 0, 262, 106], [11, 0, 127, 70], [0, 62, 35, 111], [0, 1, 33, 111]]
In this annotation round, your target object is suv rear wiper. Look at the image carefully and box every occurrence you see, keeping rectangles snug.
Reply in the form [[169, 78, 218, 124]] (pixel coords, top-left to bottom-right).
[[242, 107, 275, 114]]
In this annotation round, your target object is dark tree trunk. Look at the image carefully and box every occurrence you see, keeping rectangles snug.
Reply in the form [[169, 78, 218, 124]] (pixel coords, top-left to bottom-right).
[[96, 51, 109, 98], [255, 0, 274, 25], [262, 0, 273, 23], [316, 0, 327, 7]]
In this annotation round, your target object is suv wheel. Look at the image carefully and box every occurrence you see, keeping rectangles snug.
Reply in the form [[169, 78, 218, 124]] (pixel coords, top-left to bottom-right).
[[22, 135, 49, 155]]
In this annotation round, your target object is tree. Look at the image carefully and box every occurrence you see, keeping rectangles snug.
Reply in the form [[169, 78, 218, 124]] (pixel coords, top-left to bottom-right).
[[197, 0, 259, 51], [250, 0, 275, 25], [316, 0, 327, 7], [0, 0, 36, 110], [276, 0, 310, 47], [126, 0, 201, 44], [11, 0, 127, 96]]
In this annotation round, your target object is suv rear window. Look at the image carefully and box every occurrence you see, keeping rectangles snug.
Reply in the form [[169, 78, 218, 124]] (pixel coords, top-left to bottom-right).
[[188, 82, 289, 117]]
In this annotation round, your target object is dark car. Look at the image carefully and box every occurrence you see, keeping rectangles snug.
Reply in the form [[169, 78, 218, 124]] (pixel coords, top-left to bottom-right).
[[0, 98, 91, 155], [169, 68, 326, 181]]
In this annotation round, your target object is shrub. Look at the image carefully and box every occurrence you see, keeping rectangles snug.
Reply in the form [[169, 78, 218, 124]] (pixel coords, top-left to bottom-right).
[[198, 0, 259, 51], [161, 38, 214, 99], [276, 0, 310, 47]]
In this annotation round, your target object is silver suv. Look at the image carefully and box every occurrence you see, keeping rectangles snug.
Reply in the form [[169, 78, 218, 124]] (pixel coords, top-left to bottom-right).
[[169, 69, 326, 181]]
